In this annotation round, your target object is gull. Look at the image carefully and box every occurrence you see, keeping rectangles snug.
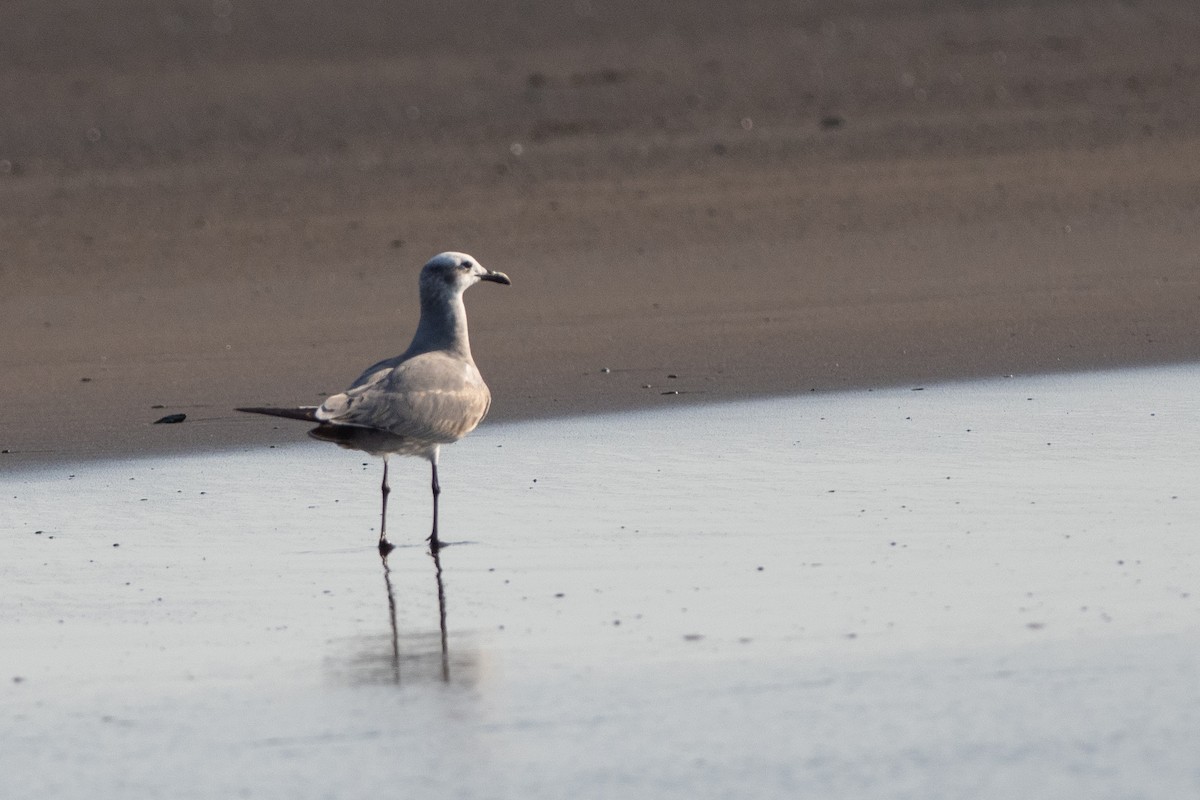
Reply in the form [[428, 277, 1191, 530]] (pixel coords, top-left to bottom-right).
[[238, 251, 511, 553]]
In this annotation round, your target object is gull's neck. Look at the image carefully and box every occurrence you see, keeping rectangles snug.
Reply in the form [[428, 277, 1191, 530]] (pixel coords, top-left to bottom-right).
[[407, 285, 473, 361]]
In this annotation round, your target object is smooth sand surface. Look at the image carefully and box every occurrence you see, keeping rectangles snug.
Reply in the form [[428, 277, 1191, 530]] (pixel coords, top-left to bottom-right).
[[2, 1, 1200, 464], [4, 366, 1198, 798]]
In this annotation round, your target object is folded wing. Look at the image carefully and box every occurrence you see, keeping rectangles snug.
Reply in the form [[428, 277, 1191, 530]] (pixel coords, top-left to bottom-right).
[[316, 351, 491, 444]]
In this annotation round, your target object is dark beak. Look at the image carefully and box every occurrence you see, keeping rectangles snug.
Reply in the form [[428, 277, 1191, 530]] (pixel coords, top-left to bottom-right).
[[480, 270, 512, 285]]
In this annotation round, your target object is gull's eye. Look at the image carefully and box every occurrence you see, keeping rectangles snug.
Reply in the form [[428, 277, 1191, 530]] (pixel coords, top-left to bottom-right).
[[459, 261, 473, 271]]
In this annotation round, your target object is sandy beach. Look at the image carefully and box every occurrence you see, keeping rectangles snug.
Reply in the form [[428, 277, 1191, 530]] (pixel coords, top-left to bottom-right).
[[5, 5, 1200, 795], [2, 0, 1199, 463]]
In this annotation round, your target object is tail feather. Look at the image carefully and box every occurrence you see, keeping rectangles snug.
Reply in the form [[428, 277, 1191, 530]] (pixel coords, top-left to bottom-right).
[[237, 406, 320, 422]]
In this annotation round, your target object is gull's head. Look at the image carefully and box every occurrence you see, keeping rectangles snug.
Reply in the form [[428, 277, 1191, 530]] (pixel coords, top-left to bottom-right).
[[421, 252, 511, 297]]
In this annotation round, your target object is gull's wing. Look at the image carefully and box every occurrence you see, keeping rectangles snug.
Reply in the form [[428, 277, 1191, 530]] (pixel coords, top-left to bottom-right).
[[316, 351, 491, 443], [346, 354, 404, 390]]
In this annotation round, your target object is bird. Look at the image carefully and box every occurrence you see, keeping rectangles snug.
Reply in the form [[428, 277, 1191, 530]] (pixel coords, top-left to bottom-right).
[[238, 251, 511, 554]]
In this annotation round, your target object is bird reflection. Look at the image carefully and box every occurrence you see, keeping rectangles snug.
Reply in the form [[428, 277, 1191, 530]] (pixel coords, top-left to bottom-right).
[[431, 546, 450, 682], [371, 545, 454, 686], [380, 549, 403, 685]]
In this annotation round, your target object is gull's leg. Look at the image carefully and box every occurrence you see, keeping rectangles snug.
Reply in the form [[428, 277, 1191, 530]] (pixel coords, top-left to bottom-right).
[[379, 456, 394, 556], [428, 460, 442, 552]]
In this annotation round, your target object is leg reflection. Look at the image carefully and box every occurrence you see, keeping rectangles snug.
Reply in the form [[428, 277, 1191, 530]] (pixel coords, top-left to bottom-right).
[[431, 546, 450, 683], [373, 548, 451, 685], [380, 550, 401, 685]]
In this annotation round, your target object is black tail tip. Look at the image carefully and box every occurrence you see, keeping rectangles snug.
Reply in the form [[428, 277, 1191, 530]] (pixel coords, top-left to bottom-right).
[[236, 406, 321, 422]]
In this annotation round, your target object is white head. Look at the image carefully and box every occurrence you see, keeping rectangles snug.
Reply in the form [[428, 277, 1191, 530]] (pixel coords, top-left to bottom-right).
[[420, 251, 511, 298], [408, 252, 510, 358]]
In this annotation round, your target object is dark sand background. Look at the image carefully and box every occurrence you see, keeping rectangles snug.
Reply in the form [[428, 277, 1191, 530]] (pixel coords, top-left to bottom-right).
[[2, 1, 1198, 463]]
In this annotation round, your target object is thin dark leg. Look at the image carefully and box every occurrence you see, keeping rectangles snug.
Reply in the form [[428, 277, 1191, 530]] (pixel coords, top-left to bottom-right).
[[428, 462, 441, 552], [378, 457, 394, 556]]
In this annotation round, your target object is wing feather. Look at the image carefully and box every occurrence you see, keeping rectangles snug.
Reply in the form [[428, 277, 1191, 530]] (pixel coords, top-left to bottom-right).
[[315, 351, 491, 443]]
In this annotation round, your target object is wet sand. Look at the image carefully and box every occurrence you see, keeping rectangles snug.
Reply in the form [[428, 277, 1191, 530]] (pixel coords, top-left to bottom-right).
[[4, 366, 1198, 797], [3, 1, 1200, 464]]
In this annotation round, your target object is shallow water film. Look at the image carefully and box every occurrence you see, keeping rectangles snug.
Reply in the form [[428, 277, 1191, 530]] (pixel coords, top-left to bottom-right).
[[4, 366, 1199, 799]]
